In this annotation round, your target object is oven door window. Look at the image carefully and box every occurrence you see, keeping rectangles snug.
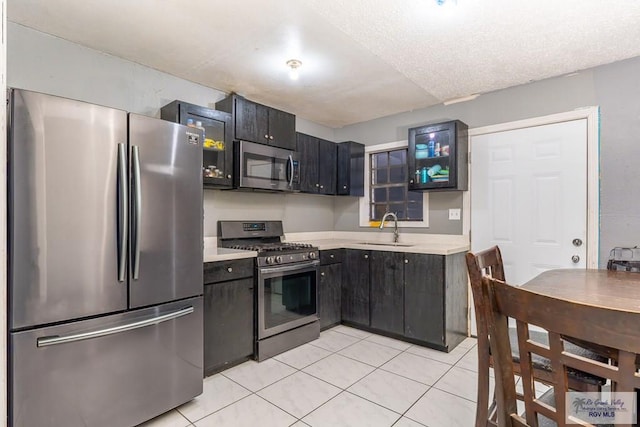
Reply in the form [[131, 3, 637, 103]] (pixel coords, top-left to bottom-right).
[[263, 270, 317, 331], [244, 152, 288, 183]]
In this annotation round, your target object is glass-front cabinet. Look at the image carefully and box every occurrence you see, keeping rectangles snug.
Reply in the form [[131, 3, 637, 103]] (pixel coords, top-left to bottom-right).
[[161, 100, 233, 188], [408, 120, 468, 191]]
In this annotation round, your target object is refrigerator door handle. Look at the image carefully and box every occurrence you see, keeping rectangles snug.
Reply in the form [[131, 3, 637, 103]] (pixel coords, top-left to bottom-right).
[[117, 143, 128, 282], [36, 306, 195, 347], [132, 145, 142, 280]]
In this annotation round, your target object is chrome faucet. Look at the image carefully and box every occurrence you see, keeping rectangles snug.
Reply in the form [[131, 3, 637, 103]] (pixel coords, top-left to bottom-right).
[[379, 212, 399, 243]]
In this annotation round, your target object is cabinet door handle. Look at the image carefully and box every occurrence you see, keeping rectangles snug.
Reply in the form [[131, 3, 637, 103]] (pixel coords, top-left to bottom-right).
[[364, 254, 369, 259], [227, 174, 232, 179], [320, 185, 324, 189], [320, 272, 325, 277], [343, 185, 347, 189], [315, 183, 320, 187], [264, 134, 269, 139], [405, 259, 409, 264], [269, 136, 274, 140], [410, 179, 414, 184], [330, 254, 335, 259], [227, 267, 233, 273]]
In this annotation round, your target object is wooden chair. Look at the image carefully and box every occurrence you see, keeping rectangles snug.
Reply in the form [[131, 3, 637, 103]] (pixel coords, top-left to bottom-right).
[[484, 275, 640, 427], [466, 247, 605, 427]]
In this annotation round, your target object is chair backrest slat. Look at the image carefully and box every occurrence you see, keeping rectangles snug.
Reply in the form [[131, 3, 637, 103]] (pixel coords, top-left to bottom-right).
[[484, 276, 640, 426]]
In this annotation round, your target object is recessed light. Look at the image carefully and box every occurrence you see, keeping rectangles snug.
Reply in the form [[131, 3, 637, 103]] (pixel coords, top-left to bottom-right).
[[286, 59, 302, 80]]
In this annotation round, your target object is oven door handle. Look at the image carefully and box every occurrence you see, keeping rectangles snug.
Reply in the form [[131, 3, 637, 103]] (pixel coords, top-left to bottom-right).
[[260, 260, 319, 274]]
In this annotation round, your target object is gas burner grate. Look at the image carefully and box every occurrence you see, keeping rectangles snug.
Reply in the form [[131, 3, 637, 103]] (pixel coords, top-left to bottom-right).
[[229, 242, 314, 252]]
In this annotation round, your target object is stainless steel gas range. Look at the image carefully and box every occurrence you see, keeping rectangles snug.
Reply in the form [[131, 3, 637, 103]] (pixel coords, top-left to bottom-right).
[[218, 221, 320, 360]]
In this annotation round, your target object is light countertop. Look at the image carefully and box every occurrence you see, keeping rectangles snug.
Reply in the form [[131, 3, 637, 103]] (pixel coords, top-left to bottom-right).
[[203, 240, 257, 263], [203, 232, 469, 263]]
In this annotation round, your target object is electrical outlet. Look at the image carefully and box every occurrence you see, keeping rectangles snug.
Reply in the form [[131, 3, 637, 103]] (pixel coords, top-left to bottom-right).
[[448, 208, 461, 220]]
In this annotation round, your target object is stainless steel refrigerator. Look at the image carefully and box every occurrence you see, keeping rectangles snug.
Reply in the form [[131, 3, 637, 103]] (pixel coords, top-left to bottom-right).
[[7, 89, 204, 427]]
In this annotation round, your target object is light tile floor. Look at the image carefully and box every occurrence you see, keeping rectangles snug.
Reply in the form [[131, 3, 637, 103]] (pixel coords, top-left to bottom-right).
[[138, 325, 480, 427]]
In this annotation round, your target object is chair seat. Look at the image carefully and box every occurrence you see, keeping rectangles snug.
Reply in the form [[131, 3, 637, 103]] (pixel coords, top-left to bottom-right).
[[506, 328, 607, 386]]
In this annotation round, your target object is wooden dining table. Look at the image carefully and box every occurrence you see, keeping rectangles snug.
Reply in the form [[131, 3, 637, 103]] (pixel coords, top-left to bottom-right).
[[522, 268, 640, 312], [522, 268, 640, 362]]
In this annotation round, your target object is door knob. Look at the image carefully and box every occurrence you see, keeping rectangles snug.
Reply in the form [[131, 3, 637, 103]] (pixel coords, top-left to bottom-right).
[[571, 255, 580, 263], [572, 238, 583, 247]]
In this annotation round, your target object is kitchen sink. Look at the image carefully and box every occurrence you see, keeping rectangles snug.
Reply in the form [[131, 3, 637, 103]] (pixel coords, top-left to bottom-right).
[[358, 242, 415, 247]]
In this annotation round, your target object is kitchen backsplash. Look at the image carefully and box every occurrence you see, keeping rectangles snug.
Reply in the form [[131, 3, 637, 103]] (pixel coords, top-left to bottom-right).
[[203, 190, 335, 236]]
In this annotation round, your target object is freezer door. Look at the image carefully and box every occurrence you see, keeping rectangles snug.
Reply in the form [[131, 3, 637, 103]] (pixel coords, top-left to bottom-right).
[[128, 114, 203, 307], [8, 89, 128, 329], [10, 297, 203, 427]]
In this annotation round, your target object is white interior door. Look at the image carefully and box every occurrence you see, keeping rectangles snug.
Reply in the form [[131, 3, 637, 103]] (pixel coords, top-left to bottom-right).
[[470, 119, 588, 332]]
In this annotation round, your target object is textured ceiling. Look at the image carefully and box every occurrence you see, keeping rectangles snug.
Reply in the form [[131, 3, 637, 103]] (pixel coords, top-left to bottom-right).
[[8, 0, 640, 127]]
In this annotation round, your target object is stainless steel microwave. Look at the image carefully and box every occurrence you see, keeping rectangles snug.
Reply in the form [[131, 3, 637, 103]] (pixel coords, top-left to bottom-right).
[[235, 140, 300, 192]]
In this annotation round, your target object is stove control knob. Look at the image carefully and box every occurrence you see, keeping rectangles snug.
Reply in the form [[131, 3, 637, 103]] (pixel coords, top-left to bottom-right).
[[275, 256, 283, 264], [309, 252, 317, 259], [266, 256, 274, 265]]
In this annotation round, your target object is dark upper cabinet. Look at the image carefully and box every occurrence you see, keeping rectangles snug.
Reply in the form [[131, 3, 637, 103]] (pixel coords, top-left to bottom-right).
[[370, 251, 404, 335], [408, 120, 468, 192], [337, 141, 365, 196], [341, 249, 370, 327], [296, 132, 336, 195], [216, 94, 296, 150], [161, 100, 233, 188]]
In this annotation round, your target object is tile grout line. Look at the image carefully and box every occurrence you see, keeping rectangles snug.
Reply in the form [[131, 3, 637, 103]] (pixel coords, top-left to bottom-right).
[[183, 327, 477, 427]]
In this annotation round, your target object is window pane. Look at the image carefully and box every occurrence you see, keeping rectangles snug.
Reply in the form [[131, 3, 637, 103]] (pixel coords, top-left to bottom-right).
[[408, 190, 422, 202], [389, 186, 404, 202], [369, 146, 424, 223], [373, 168, 388, 184], [389, 167, 405, 183], [407, 203, 423, 220], [371, 204, 388, 221], [373, 187, 386, 202], [389, 149, 406, 166], [372, 152, 387, 168], [389, 204, 404, 217]]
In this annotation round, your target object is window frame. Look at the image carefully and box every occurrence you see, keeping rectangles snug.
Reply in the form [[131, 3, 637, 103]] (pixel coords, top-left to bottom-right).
[[359, 140, 430, 228]]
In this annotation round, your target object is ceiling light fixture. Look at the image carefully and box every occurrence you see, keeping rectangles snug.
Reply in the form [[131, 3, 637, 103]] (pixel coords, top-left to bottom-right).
[[435, 0, 457, 5], [286, 59, 302, 80]]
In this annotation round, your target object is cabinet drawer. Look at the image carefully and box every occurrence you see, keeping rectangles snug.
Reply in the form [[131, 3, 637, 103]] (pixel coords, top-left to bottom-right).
[[320, 249, 343, 265], [204, 258, 254, 284]]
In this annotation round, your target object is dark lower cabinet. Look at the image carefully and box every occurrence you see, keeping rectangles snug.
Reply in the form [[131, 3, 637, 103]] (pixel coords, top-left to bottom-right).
[[341, 249, 370, 326], [370, 251, 404, 335], [319, 263, 342, 330], [203, 259, 255, 376], [404, 252, 467, 351], [404, 253, 445, 346]]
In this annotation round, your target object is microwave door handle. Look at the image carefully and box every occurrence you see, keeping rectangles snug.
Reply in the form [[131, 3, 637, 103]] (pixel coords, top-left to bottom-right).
[[132, 145, 142, 280], [117, 143, 128, 283], [287, 154, 294, 188]]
